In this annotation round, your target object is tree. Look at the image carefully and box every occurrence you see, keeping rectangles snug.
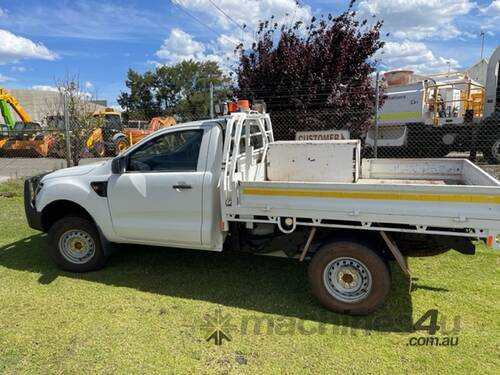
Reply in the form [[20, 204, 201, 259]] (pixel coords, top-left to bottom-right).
[[118, 60, 231, 121], [117, 69, 159, 121], [49, 76, 103, 166], [235, 0, 385, 138]]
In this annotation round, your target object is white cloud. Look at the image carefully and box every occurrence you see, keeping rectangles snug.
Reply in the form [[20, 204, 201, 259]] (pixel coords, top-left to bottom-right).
[[155, 28, 229, 68], [109, 105, 124, 112], [31, 85, 59, 92], [11, 66, 26, 72], [32, 84, 94, 99], [483, 0, 500, 14], [84, 81, 94, 90], [377, 40, 460, 73], [173, 0, 311, 32], [0, 73, 14, 83], [0, 29, 57, 64], [156, 28, 207, 63], [146, 60, 163, 68], [162, 0, 312, 70], [479, 0, 500, 31], [357, 0, 475, 40]]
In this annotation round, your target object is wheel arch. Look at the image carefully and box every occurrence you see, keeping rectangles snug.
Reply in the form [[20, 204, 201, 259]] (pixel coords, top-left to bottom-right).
[[112, 133, 127, 142], [41, 199, 95, 232], [317, 229, 392, 260]]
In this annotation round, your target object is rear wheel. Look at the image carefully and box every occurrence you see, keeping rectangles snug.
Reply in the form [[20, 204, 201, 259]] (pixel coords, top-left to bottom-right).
[[47, 216, 108, 272], [482, 138, 500, 164], [308, 240, 391, 315]]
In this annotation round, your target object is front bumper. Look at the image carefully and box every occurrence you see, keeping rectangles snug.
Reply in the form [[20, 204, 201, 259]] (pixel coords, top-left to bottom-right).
[[24, 175, 45, 231]]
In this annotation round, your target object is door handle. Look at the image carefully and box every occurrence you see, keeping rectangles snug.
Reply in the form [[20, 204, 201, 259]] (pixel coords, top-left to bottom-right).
[[173, 184, 192, 190]]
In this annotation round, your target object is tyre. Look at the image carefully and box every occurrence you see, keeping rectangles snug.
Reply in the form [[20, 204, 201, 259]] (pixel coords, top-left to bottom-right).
[[47, 215, 108, 272], [114, 137, 129, 155], [478, 115, 500, 164], [308, 240, 391, 315], [481, 138, 500, 164]]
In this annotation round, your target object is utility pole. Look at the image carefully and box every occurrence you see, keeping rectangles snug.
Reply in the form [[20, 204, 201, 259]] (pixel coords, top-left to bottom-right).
[[480, 31, 485, 60], [373, 71, 380, 159], [63, 93, 72, 168], [210, 81, 214, 119]]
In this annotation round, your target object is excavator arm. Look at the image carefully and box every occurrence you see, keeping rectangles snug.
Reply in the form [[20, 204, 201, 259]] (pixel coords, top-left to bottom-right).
[[0, 88, 31, 127], [0, 100, 14, 126]]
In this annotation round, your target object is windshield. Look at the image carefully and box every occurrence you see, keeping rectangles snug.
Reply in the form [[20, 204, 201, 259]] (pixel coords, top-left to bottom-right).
[[103, 114, 121, 130]]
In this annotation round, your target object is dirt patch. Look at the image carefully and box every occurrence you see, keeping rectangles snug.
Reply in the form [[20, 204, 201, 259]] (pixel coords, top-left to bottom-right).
[[477, 164, 500, 179]]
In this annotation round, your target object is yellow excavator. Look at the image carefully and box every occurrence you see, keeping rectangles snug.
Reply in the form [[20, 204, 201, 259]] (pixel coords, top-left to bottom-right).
[[0, 88, 32, 148], [0, 88, 61, 157]]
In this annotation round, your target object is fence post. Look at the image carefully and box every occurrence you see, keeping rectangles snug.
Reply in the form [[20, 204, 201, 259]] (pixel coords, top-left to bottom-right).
[[210, 82, 214, 119], [63, 93, 71, 168], [373, 71, 380, 158]]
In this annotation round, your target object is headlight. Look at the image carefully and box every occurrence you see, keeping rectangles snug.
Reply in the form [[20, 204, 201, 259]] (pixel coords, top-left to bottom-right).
[[35, 182, 44, 196]]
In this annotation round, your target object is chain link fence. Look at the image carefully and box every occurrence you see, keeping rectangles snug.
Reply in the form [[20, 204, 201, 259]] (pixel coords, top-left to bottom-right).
[[1, 81, 500, 180], [0, 90, 219, 166], [269, 110, 500, 157]]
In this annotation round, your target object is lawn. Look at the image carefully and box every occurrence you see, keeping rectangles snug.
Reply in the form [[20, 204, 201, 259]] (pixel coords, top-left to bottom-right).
[[0, 179, 498, 374]]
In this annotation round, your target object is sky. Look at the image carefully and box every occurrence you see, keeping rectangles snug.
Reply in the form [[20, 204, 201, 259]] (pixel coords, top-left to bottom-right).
[[0, 0, 499, 107]]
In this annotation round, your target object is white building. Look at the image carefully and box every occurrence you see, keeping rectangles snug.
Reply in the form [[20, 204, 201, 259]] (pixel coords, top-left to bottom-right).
[[463, 59, 489, 86], [4, 88, 107, 125]]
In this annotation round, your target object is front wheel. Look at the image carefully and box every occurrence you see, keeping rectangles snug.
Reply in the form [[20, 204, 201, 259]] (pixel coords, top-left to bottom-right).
[[47, 215, 108, 272], [308, 240, 391, 315], [114, 137, 129, 155]]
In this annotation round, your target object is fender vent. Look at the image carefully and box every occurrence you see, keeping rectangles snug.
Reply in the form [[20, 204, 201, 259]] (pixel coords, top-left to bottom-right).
[[90, 181, 108, 197]]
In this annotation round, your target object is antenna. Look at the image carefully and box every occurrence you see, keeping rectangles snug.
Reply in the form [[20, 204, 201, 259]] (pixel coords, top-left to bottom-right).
[[480, 31, 485, 60]]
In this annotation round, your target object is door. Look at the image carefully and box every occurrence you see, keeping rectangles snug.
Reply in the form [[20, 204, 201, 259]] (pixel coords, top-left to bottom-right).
[[108, 128, 206, 246]]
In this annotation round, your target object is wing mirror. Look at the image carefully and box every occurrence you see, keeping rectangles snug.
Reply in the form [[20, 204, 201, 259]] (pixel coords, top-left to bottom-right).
[[111, 156, 127, 174]]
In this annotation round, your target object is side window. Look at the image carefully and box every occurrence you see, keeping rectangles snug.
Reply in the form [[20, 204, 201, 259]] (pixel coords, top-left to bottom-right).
[[128, 129, 204, 172], [237, 121, 264, 154]]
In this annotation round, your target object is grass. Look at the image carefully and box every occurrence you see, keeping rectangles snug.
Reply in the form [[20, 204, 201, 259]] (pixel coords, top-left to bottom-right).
[[0, 179, 498, 374]]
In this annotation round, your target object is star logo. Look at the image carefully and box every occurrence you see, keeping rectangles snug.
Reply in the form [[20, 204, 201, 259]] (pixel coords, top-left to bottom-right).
[[200, 308, 235, 346]]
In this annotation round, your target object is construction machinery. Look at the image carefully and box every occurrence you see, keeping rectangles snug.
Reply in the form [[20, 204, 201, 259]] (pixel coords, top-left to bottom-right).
[[0, 87, 32, 148], [123, 116, 177, 145], [86, 108, 129, 157], [366, 45, 500, 162], [0, 88, 61, 157], [0, 88, 31, 126]]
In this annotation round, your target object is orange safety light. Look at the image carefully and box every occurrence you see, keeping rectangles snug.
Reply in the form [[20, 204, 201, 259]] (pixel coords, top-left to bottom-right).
[[237, 99, 250, 110], [487, 235, 494, 248]]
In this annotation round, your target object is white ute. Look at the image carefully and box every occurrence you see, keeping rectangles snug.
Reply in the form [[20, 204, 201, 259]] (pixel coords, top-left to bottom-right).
[[24, 107, 500, 315]]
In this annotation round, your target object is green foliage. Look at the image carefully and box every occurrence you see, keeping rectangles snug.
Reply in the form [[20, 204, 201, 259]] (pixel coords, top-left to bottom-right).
[[118, 60, 231, 121]]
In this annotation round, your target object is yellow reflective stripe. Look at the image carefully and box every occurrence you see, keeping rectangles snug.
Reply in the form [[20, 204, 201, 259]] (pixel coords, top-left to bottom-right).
[[242, 187, 500, 204], [378, 112, 421, 119]]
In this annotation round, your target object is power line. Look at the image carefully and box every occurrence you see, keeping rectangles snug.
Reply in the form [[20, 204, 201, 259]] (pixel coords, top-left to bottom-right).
[[208, 0, 246, 33], [169, 0, 240, 46]]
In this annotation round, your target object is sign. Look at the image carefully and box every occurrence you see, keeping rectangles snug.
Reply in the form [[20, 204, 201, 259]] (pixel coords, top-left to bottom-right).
[[295, 130, 350, 141]]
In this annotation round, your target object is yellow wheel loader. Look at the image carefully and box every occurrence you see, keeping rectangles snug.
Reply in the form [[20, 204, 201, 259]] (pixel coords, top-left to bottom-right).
[[86, 108, 129, 157]]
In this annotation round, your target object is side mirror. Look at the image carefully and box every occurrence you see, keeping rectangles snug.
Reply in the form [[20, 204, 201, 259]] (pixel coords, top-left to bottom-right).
[[111, 156, 127, 174]]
